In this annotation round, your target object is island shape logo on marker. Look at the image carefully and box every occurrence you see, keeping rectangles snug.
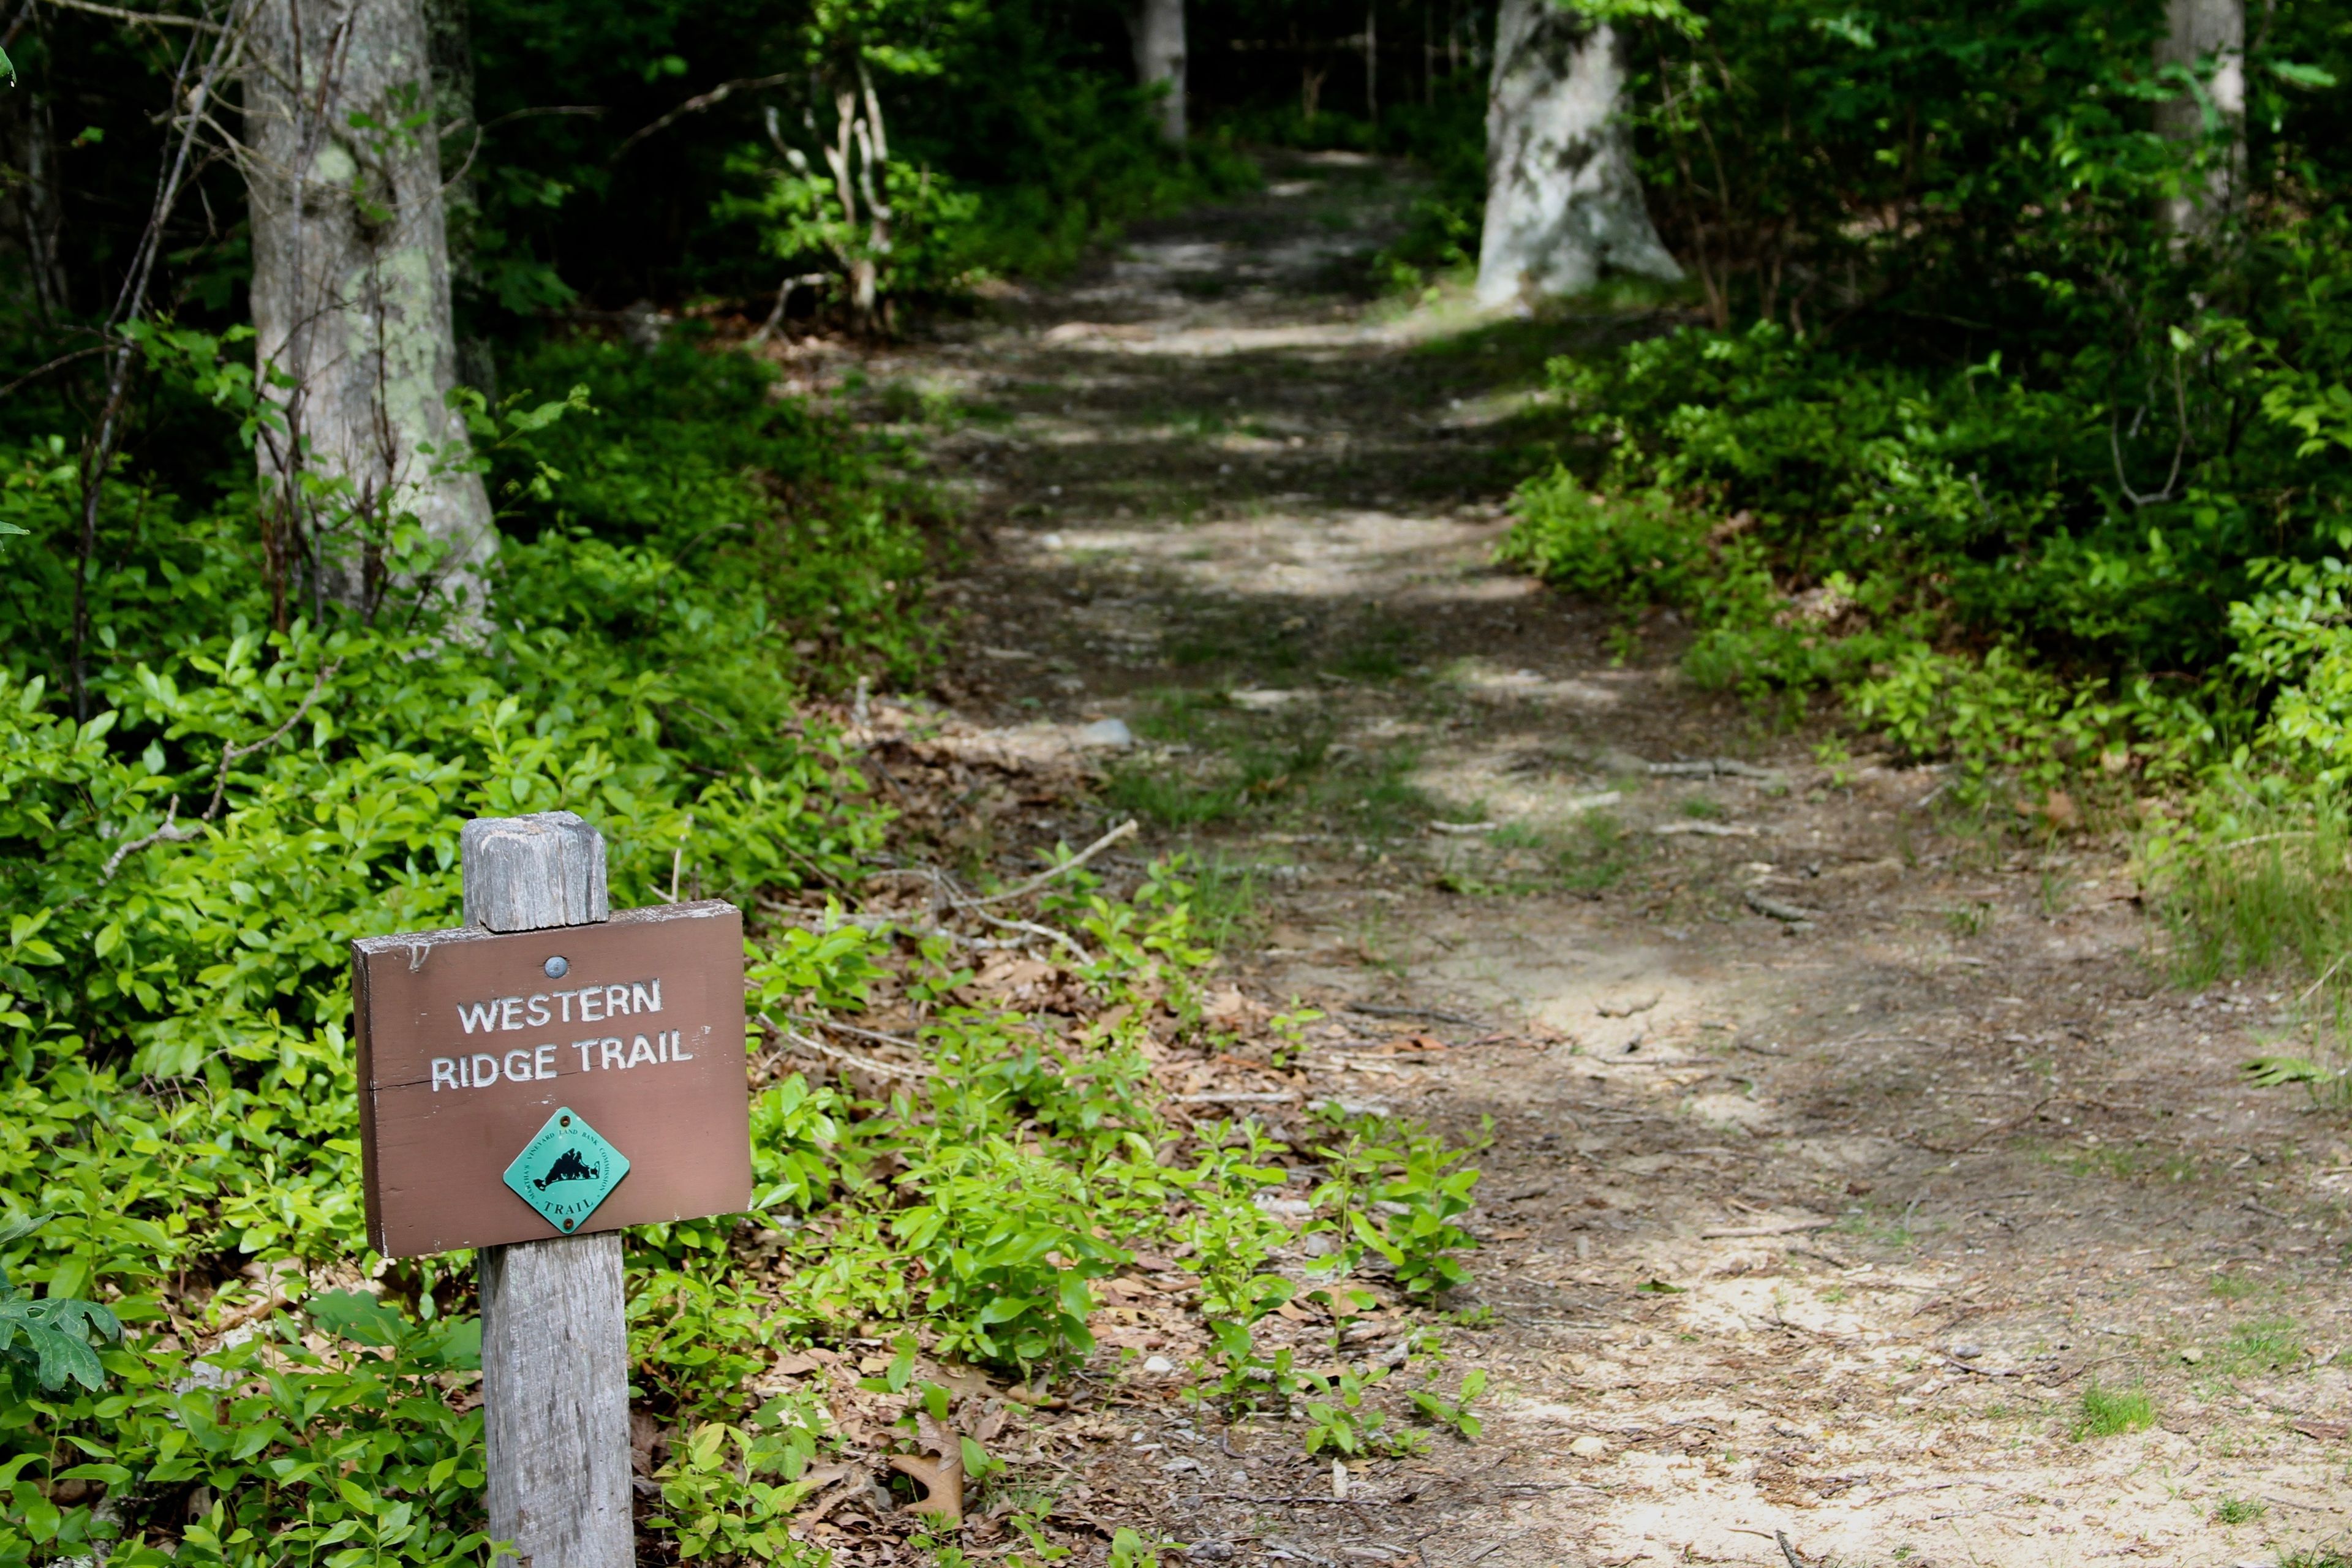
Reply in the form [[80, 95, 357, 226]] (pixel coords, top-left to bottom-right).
[[502, 1108, 630, 1232]]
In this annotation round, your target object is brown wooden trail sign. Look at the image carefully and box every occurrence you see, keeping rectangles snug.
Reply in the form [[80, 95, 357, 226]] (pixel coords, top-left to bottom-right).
[[353, 900, 752, 1257], [352, 810, 752, 1568]]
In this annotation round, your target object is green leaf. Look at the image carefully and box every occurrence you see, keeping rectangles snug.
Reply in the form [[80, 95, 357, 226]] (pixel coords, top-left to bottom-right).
[[0, 43, 14, 86], [2269, 60, 2337, 89], [2244, 1055, 2332, 1088], [307, 1289, 407, 1346]]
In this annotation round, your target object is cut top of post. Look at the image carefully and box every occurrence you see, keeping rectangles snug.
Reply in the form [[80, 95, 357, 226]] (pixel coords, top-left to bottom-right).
[[462, 812, 609, 933]]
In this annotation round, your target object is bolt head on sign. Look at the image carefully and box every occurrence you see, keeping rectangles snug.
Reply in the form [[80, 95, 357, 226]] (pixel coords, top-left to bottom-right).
[[352, 901, 751, 1258]]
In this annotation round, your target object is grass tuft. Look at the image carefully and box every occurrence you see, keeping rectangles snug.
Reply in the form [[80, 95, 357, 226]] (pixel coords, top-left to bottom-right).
[[2071, 1381, 2155, 1440]]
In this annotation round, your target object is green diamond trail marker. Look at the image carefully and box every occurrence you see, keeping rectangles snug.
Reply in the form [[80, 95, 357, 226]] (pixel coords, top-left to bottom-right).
[[503, 1108, 629, 1233]]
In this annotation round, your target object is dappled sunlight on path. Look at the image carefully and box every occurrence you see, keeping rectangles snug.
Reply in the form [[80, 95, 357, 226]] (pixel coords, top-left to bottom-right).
[[864, 156, 2352, 1568]]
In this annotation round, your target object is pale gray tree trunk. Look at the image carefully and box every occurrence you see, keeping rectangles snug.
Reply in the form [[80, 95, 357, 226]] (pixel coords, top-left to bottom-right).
[[2152, 0, 2245, 236], [245, 0, 495, 622], [1129, 0, 1186, 145], [1474, 0, 1677, 309]]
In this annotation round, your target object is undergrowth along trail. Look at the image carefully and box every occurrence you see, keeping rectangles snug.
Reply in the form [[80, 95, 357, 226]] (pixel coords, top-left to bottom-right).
[[861, 153, 2352, 1568]]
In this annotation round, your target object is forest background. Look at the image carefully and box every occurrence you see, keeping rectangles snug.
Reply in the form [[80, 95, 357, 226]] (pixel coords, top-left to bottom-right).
[[2, 0, 2350, 1559]]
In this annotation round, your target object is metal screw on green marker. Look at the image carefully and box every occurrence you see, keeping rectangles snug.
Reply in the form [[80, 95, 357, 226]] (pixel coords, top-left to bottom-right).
[[502, 1107, 630, 1233]]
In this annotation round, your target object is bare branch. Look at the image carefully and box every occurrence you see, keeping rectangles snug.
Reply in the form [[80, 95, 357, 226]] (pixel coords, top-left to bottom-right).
[[973, 818, 1138, 905], [100, 794, 198, 883], [479, 104, 606, 131], [202, 659, 339, 821], [0, 342, 108, 401], [758, 1011, 933, 1081], [611, 72, 794, 161], [38, 0, 221, 28]]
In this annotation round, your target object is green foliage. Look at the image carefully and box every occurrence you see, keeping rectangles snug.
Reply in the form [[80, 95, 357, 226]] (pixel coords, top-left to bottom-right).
[[2154, 807, 2352, 995], [1301, 1365, 1423, 1458], [0, 1215, 121, 1399], [2071, 1381, 2156, 1440], [2223, 1315, 2307, 1373], [2, 1296, 489, 1566], [891, 1136, 1124, 1374], [488, 339, 941, 690], [1407, 1366, 1487, 1440], [646, 1411, 831, 1563], [1107, 1527, 1177, 1568], [1494, 0, 2352, 824], [1311, 1110, 1483, 1298]]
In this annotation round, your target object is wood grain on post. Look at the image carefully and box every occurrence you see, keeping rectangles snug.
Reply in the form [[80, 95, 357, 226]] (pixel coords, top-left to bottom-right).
[[464, 811, 633, 1568]]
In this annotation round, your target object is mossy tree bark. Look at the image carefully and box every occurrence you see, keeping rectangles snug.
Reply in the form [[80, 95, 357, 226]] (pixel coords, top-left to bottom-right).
[[244, 0, 494, 625], [1474, 0, 1678, 309]]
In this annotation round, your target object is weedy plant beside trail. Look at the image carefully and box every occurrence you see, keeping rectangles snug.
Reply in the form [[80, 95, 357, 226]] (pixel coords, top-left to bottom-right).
[[0, 329, 1487, 1562]]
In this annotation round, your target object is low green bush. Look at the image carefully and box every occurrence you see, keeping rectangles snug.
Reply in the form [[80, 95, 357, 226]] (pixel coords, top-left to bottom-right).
[[1501, 213, 2352, 796]]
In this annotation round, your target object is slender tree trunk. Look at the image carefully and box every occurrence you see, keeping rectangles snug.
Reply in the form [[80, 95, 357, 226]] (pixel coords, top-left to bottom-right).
[[426, 0, 496, 398], [1474, 0, 1677, 308], [1, 63, 72, 322], [1129, 0, 1186, 145], [2152, 0, 2244, 236], [1363, 1, 1377, 123], [244, 0, 495, 622]]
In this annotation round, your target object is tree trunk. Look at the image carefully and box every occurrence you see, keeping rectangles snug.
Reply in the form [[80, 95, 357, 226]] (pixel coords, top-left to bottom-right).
[[2152, 0, 2244, 236], [1, 67, 72, 323], [1474, 0, 1678, 309], [244, 0, 495, 623], [1129, 0, 1186, 145]]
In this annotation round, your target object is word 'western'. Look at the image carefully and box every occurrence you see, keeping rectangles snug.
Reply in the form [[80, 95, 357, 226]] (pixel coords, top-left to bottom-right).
[[457, 979, 662, 1033], [430, 1030, 694, 1091]]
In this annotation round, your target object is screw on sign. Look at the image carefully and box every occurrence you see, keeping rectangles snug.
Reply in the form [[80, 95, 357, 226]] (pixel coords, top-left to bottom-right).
[[352, 813, 750, 1568]]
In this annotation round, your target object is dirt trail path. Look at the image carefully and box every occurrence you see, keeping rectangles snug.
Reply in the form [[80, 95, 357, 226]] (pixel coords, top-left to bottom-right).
[[861, 157, 2352, 1568]]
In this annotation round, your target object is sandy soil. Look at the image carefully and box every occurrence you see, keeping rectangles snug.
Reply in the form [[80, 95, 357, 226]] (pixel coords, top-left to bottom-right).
[[823, 155, 2352, 1568]]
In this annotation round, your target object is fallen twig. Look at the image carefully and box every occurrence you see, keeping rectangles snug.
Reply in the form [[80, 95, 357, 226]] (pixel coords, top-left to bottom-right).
[[1348, 1003, 1482, 1027], [1194, 1492, 1390, 1507], [761, 1012, 932, 1081], [977, 818, 1139, 905], [2296, 953, 2348, 1004], [1744, 889, 1820, 924], [1943, 1357, 2029, 1378], [1700, 1218, 1836, 1239], [788, 1013, 927, 1053], [1647, 758, 1785, 782], [1653, 821, 1758, 837], [2223, 830, 2313, 851], [1913, 1094, 2052, 1155], [967, 905, 1089, 961]]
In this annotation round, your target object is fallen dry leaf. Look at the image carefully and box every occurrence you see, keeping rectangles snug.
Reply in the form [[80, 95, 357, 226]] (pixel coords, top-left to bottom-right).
[[887, 1411, 965, 1528]]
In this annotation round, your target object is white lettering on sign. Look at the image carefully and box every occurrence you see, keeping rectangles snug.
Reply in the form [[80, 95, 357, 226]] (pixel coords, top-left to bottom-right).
[[428, 988, 698, 1091], [457, 978, 661, 1033]]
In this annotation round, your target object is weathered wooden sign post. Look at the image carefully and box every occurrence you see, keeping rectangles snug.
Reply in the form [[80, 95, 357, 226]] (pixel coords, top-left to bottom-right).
[[352, 812, 751, 1568]]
